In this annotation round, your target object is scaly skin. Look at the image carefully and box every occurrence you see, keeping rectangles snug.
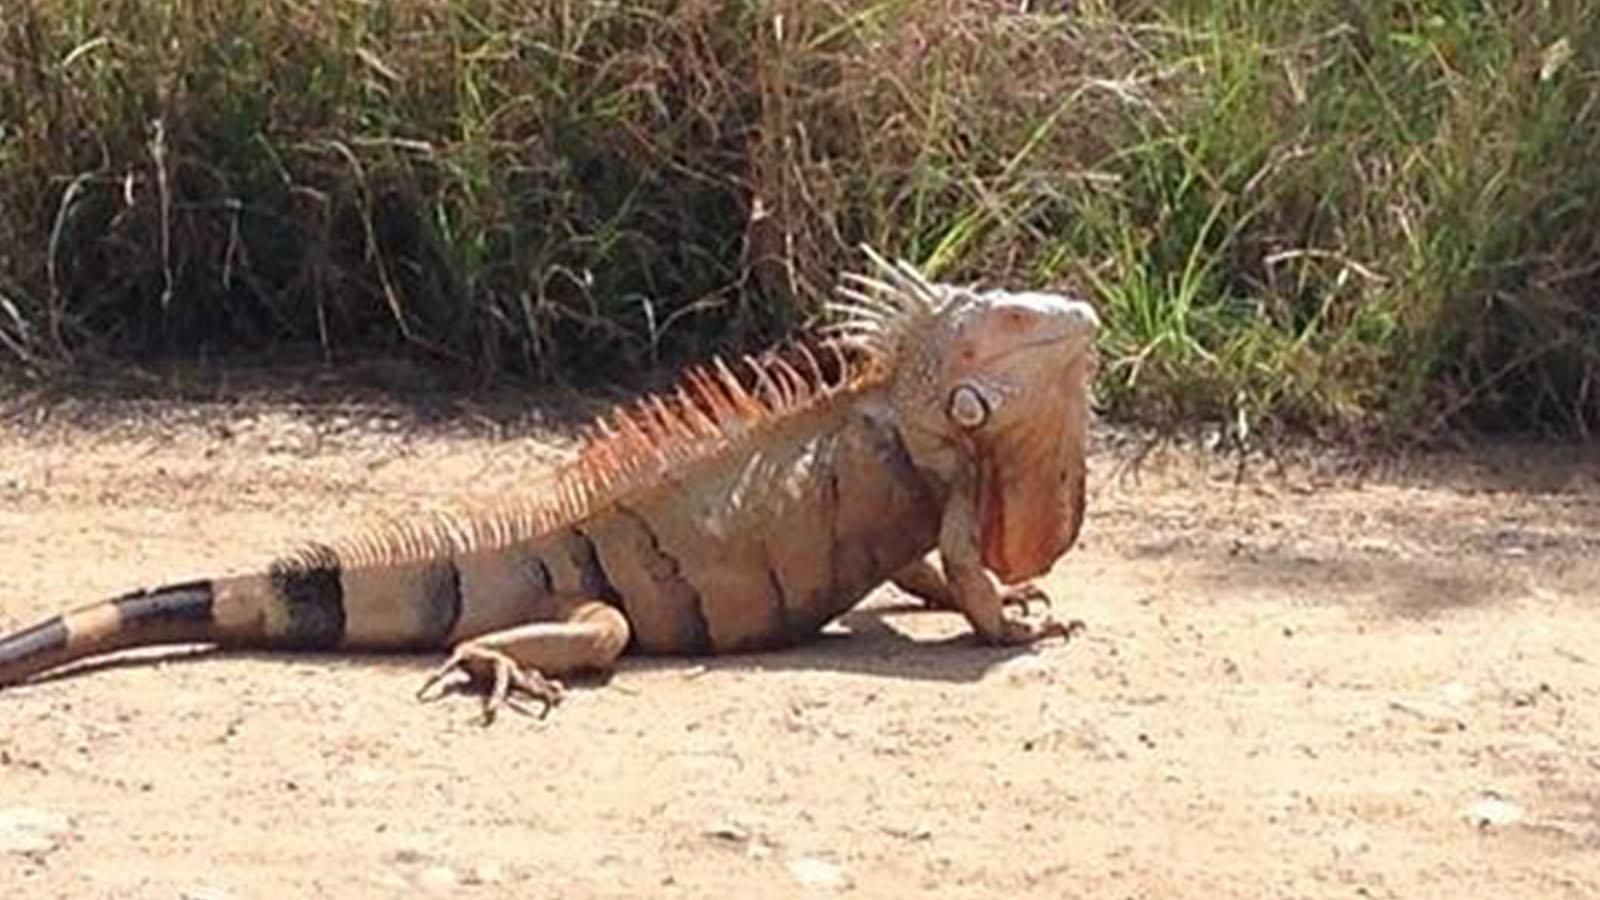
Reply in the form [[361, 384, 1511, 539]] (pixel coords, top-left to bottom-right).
[[0, 248, 1100, 723]]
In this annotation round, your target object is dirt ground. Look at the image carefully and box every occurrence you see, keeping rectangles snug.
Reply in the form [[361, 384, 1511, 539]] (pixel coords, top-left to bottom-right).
[[1, 387, 1598, 899]]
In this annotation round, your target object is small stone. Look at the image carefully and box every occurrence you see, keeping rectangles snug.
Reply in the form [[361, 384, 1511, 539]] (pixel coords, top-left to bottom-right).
[[1388, 699, 1466, 733], [390, 848, 427, 865], [881, 824, 932, 842], [1131, 534, 1187, 558], [1288, 541, 1323, 564], [788, 856, 852, 891], [0, 807, 72, 854], [349, 765, 392, 785], [1354, 537, 1394, 554], [1464, 792, 1523, 829], [704, 820, 750, 843]]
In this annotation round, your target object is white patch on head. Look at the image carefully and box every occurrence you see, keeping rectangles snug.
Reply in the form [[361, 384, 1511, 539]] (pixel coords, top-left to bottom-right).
[[980, 290, 1101, 336]]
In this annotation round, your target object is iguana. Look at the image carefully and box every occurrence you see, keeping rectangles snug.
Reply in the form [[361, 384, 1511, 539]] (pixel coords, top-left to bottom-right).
[[0, 248, 1099, 722]]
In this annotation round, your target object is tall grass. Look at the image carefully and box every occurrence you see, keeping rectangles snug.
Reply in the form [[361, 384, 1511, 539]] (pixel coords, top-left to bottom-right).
[[2, 0, 1597, 436]]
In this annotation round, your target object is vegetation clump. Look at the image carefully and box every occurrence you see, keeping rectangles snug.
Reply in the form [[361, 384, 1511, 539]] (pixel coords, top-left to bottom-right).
[[2, 1, 1596, 436]]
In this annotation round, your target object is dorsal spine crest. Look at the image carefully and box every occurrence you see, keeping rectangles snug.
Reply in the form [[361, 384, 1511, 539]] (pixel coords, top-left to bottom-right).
[[316, 247, 939, 570]]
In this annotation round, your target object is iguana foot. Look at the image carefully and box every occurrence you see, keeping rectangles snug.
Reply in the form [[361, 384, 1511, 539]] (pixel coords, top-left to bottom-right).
[[416, 645, 566, 725], [999, 582, 1051, 616], [997, 614, 1085, 646]]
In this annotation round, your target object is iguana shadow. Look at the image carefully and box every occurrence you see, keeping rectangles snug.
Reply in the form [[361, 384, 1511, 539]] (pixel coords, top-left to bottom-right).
[[618, 604, 1050, 684], [25, 603, 1054, 690]]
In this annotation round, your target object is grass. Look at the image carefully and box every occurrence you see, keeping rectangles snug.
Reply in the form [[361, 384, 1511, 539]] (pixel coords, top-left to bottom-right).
[[2, 0, 1597, 438]]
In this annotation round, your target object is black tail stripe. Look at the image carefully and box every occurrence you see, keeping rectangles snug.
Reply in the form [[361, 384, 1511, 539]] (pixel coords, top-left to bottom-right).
[[0, 616, 69, 663], [269, 549, 346, 649], [416, 559, 462, 644], [110, 580, 215, 629]]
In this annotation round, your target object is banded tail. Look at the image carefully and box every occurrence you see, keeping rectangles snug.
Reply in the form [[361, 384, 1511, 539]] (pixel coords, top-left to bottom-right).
[[0, 549, 467, 688], [1, 580, 231, 687]]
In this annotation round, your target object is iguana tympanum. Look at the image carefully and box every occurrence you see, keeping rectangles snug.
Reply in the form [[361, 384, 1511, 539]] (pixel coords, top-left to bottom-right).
[[0, 248, 1099, 722]]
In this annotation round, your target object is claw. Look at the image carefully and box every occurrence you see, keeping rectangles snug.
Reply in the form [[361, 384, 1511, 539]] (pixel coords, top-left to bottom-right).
[[999, 583, 1051, 617], [998, 614, 1086, 646], [1042, 616, 1087, 641], [415, 645, 565, 725], [416, 648, 470, 703]]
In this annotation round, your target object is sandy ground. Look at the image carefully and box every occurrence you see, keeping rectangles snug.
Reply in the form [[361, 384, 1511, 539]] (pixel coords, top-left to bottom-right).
[[1, 390, 1598, 899]]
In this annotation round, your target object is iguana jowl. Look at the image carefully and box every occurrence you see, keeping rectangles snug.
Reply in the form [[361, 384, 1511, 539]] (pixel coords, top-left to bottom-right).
[[0, 249, 1099, 720]]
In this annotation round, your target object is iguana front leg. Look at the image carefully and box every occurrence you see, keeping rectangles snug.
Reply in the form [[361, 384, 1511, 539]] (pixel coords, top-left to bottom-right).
[[417, 598, 630, 724], [891, 557, 1050, 616], [936, 490, 1081, 645]]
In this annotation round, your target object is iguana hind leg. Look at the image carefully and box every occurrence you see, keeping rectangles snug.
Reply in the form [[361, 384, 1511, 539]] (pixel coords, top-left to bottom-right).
[[891, 557, 1051, 617], [417, 598, 630, 724]]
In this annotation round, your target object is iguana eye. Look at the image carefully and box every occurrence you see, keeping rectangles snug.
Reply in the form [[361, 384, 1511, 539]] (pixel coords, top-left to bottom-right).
[[947, 384, 990, 429]]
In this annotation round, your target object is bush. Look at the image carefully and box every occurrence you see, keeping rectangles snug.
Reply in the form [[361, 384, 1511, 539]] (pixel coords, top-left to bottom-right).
[[2, 0, 1597, 435]]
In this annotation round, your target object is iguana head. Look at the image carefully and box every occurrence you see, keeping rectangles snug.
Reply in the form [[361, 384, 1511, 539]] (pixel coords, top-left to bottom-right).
[[830, 250, 1100, 583]]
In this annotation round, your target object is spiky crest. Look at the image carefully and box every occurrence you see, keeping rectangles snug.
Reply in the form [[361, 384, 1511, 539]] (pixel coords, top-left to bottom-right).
[[302, 247, 943, 571]]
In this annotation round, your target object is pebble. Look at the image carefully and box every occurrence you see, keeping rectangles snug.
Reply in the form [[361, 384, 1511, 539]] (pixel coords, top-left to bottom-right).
[[0, 806, 72, 854], [1131, 534, 1188, 558], [1463, 792, 1523, 829], [1437, 681, 1475, 707], [704, 820, 751, 843], [997, 654, 1054, 685], [788, 856, 852, 891]]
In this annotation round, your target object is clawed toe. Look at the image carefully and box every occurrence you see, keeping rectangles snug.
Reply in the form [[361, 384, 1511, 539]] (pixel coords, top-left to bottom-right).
[[998, 614, 1086, 646], [416, 645, 565, 725], [416, 648, 472, 703], [1040, 616, 1086, 641], [999, 584, 1052, 617], [488, 661, 565, 724]]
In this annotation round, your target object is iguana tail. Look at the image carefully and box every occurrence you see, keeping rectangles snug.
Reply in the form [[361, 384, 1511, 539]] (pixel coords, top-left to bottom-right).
[[0, 580, 226, 686], [0, 547, 472, 688]]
